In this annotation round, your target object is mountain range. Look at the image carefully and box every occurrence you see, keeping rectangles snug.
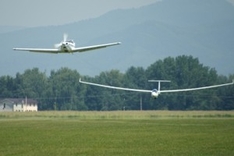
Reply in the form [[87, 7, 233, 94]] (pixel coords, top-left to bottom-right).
[[0, 0, 234, 76]]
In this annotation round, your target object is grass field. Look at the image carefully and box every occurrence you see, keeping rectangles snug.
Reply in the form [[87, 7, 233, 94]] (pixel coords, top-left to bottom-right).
[[0, 111, 234, 156]]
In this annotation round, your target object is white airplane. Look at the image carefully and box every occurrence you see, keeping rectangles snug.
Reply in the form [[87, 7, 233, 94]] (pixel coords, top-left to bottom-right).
[[79, 78, 234, 99], [13, 34, 121, 54]]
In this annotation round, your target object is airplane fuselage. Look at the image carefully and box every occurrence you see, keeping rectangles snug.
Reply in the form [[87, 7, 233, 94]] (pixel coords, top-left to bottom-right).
[[60, 40, 75, 52], [151, 89, 160, 98]]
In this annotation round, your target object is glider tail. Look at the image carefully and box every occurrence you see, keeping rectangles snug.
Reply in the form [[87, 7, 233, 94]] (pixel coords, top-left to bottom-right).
[[148, 80, 171, 91]]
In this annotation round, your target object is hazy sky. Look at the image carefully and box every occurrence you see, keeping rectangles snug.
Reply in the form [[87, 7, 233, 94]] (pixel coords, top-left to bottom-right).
[[0, 0, 159, 27]]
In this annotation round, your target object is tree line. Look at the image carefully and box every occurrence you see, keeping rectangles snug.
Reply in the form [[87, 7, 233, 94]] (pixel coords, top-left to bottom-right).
[[0, 55, 233, 110]]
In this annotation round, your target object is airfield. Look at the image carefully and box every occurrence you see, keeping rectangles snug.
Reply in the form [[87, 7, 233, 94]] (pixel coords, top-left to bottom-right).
[[0, 111, 234, 156]]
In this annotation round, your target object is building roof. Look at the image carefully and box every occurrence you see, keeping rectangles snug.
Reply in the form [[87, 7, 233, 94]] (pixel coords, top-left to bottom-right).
[[0, 98, 37, 104]]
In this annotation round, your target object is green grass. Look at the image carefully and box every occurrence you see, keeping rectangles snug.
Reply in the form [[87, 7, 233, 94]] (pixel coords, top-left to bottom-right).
[[0, 111, 234, 156]]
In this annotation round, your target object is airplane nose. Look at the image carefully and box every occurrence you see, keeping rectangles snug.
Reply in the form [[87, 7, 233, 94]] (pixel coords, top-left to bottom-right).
[[151, 89, 159, 98]]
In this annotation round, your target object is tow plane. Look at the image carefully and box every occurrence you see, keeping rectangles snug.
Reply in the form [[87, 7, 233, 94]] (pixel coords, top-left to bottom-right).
[[79, 78, 234, 99], [13, 34, 121, 54]]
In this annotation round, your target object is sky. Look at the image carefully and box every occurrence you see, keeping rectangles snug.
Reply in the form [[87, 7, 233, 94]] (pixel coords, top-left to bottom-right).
[[0, 0, 159, 27]]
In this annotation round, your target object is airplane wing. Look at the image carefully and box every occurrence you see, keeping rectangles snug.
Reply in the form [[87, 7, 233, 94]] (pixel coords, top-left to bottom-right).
[[13, 48, 59, 54], [160, 80, 234, 93], [13, 42, 120, 53], [79, 78, 151, 93], [72, 42, 121, 53]]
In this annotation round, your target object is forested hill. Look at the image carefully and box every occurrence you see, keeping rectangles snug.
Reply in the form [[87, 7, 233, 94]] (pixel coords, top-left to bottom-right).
[[1, 56, 233, 111], [0, 0, 234, 76]]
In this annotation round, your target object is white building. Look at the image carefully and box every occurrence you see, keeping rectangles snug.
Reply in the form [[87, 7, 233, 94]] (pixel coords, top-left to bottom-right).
[[0, 98, 38, 112]]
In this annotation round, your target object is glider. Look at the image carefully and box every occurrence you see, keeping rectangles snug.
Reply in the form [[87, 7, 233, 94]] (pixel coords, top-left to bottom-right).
[[13, 34, 121, 54], [79, 78, 234, 98]]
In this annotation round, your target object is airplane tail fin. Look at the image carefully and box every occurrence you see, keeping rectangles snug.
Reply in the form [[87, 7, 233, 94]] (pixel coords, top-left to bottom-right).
[[148, 80, 171, 91]]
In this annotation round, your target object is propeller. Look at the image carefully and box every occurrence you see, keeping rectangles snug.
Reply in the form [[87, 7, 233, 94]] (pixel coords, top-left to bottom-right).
[[54, 33, 68, 48], [63, 33, 68, 42]]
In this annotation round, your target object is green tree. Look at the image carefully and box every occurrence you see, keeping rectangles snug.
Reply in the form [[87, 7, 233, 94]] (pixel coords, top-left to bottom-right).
[[216, 74, 234, 110], [0, 55, 233, 111], [0, 75, 17, 97], [123, 66, 148, 110], [146, 55, 222, 110], [48, 67, 86, 110], [17, 68, 48, 109], [85, 70, 125, 110]]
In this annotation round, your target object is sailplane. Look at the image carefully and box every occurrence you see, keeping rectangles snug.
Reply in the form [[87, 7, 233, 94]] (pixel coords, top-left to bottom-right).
[[79, 78, 234, 98], [13, 34, 121, 54]]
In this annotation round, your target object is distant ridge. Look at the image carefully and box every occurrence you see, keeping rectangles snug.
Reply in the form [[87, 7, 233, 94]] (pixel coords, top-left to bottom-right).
[[0, 0, 234, 76], [0, 26, 26, 34]]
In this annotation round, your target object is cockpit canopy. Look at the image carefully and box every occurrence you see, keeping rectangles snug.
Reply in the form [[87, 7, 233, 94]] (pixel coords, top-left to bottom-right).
[[67, 40, 74, 43], [152, 89, 158, 93]]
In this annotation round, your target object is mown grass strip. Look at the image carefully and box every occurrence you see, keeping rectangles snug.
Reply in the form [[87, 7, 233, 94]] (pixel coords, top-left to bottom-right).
[[1, 111, 234, 120], [0, 111, 234, 155]]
